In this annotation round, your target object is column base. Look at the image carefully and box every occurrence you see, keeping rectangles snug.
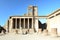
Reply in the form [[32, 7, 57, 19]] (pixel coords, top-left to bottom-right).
[[9, 29, 22, 34], [15, 29, 22, 34], [22, 29, 28, 34], [9, 29, 15, 33]]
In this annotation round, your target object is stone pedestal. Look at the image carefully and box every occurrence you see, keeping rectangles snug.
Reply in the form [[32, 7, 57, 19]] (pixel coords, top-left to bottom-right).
[[29, 29, 34, 34], [11, 29, 18, 34], [38, 29, 42, 34], [51, 28, 57, 36], [11, 29, 15, 33], [15, 29, 22, 34], [18, 29, 22, 34], [15, 29, 19, 34], [22, 29, 28, 34], [43, 29, 48, 36], [11, 29, 21, 34]]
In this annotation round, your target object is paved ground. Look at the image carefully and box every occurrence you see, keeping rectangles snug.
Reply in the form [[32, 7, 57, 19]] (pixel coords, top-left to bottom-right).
[[0, 33, 60, 40]]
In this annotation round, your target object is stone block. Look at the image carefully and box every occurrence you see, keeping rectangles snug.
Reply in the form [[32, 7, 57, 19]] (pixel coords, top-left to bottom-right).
[[50, 28, 57, 36], [18, 29, 22, 34], [22, 29, 28, 34], [16, 29, 22, 34], [10, 29, 15, 33], [29, 29, 34, 34]]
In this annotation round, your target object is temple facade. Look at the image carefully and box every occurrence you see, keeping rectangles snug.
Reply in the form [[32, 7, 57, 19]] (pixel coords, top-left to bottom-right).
[[4, 5, 60, 35]]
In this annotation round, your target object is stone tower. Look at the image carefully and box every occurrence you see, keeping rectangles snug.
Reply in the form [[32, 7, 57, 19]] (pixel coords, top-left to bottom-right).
[[28, 5, 38, 16]]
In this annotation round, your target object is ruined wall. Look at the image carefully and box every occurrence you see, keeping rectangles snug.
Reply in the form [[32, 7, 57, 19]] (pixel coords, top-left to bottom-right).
[[47, 10, 60, 35]]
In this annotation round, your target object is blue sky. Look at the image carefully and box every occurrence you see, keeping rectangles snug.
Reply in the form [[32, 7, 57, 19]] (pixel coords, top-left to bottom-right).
[[0, 0, 60, 26]]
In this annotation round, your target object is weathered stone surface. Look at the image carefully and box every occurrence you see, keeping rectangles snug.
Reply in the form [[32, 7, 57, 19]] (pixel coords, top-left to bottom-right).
[[29, 29, 34, 34], [50, 28, 57, 36], [38, 29, 42, 34], [43, 29, 48, 36], [22, 29, 28, 34]]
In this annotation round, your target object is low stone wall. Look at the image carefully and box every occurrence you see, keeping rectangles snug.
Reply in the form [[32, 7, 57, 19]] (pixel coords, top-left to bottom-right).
[[6, 28, 58, 37]]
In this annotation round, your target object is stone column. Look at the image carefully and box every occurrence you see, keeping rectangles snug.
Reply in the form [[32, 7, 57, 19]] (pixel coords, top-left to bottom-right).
[[15, 18, 17, 29], [6, 20, 9, 33], [32, 18, 33, 29], [35, 18, 38, 32], [18, 18, 21, 34], [29, 18, 34, 34], [46, 18, 50, 33], [9, 19, 13, 33], [28, 18, 29, 29], [22, 18, 26, 34], [7, 20, 9, 33], [27, 18, 29, 33], [20, 18, 21, 29], [15, 18, 17, 34], [24, 18, 25, 29]]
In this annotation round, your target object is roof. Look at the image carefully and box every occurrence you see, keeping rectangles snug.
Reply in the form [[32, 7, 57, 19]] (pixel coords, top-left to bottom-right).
[[9, 15, 47, 19], [47, 8, 60, 16]]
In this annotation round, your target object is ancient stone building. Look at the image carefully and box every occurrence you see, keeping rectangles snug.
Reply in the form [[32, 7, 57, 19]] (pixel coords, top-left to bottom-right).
[[4, 5, 60, 35], [4, 5, 47, 34], [47, 9, 60, 36]]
